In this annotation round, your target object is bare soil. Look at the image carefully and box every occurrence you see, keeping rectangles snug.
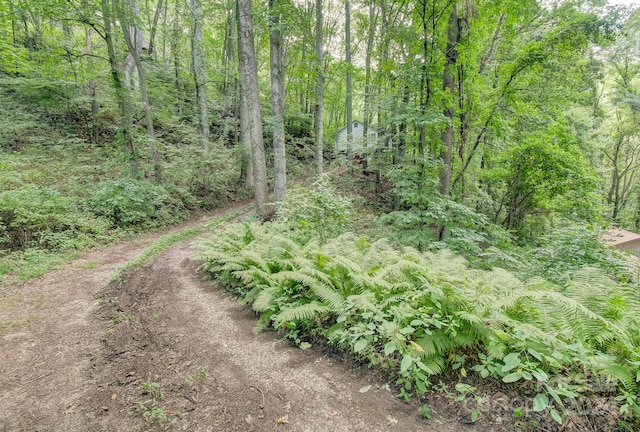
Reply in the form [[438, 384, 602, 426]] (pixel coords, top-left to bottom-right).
[[0, 206, 471, 432]]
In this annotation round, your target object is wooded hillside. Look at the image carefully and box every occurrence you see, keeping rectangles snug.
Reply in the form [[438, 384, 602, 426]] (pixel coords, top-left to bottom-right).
[[2, 0, 640, 430]]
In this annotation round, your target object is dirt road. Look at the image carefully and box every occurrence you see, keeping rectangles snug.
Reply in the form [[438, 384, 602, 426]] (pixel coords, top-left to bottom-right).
[[0, 208, 460, 432]]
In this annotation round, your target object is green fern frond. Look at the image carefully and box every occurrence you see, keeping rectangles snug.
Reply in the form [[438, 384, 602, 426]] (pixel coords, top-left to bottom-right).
[[242, 285, 264, 304], [416, 333, 453, 359], [378, 259, 424, 284], [273, 301, 332, 324], [591, 354, 638, 391], [327, 255, 364, 276], [379, 293, 409, 309], [346, 291, 377, 311], [217, 261, 248, 276], [297, 266, 334, 287], [234, 266, 276, 287], [253, 285, 281, 312], [236, 250, 271, 272], [361, 238, 397, 270], [526, 290, 635, 352], [273, 270, 324, 289], [268, 235, 302, 259], [311, 283, 347, 312], [419, 355, 445, 375], [272, 270, 347, 312], [455, 311, 492, 340]]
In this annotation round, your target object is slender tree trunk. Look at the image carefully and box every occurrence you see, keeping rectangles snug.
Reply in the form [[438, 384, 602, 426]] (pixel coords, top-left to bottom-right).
[[189, 0, 210, 147], [314, 0, 324, 175], [21, 12, 33, 58], [363, 0, 376, 137], [161, 0, 169, 62], [118, 0, 161, 182], [396, 84, 409, 164], [85, 29, 99, 119], [299, 44, 307, 114], [479, 14, 504, 75], [239, 89, 253, 187], [376, 0, 390, 131], [270, 0, 287, 202], [171, 0, 182, 114], [237, 0, 269, 215], [9, 0, 16, 45], [123, 0, 142, 89], [148, 0, 163, 59], [439, 4, 459, 197], [345, 0, 353, 159], [234, 0, 252, 187], [222, 0, 237, 96], [102, 0, 138, 178]]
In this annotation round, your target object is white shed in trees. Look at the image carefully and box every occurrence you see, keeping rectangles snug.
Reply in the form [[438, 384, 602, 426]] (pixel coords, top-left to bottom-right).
[[334, 120, 378, 154]]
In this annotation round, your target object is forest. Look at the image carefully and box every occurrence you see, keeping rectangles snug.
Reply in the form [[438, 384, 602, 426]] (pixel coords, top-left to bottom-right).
[[1, 0, 640, 430]]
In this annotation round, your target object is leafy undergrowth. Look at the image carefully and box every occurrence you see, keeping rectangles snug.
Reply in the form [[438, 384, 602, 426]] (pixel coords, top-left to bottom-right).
[[197, 217, 640, 431], [0, 79, 250, 285]]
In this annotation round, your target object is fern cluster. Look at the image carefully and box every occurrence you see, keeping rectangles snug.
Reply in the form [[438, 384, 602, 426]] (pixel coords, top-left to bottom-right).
[[196, 221, 640, 426]]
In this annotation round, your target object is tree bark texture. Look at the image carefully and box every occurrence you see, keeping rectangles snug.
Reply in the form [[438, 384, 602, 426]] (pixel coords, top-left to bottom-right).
[[345, 0, 353, 157], [237, 0, 269, 215], [363, 0, 377, 137], [439, 4, 459, 197], [314, 0, 324, 175], [101, 0, 138, 178], [170, 0, 182, 114], [148, 0, 163, 58], [123, 0, 142, 89], [269, 0, 287, 202], [118, 0, 161, 182], [190, 0, 210, 147]]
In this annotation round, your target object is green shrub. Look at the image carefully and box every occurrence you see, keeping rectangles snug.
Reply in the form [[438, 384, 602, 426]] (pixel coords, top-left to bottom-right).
[[381, 158, 503, 255], [197, 221, 640, 427], [530, 222, 632, 284], [0, 185, 108, 251], [86, 178, 187, 229], [276, 175, 352, 243]]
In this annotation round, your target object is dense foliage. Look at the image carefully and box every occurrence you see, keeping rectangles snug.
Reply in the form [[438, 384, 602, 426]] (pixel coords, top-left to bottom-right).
[[3, 0, 640, 429], [198, 178, 640, 430], [0, 82, 247, 282]]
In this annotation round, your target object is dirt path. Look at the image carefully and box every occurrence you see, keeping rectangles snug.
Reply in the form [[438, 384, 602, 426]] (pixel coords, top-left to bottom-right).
[[0, 207, 461, 432]]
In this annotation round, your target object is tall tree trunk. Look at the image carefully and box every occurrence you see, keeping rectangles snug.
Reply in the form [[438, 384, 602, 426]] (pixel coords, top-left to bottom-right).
[[222, 0, 237, 96], [395, 83, 409, 165], [171, 0, 182, 113], [237, 0, 269, 216], [118, 0, 161, 182], [161, 0, 169, 62], [376, 0, 390, 131], [479, 13, 504, 75], [123, 0, 142, 89], [270, 0, 287, 202], [189, 0, 210, 147], [235, 0, 252, 187], [314, 0, 324, 175], [345, 0, 353, 158], [101, 0, 138, 178], [8, 0, 16, 45], [85, 28, 99, 119], [363, 0, 377, 137], [148, 0, 163, 59], [439, 4, 459, 197], [239, 89, 254, 187]]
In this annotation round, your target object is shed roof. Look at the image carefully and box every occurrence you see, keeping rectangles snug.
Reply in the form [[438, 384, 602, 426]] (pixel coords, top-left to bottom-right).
[[601, 227, 640, 246]]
